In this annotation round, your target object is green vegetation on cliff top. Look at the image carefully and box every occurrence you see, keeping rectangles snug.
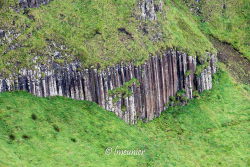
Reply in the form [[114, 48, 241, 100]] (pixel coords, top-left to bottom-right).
[[0, 70, 249, 166], [0, 0, 215, 74]]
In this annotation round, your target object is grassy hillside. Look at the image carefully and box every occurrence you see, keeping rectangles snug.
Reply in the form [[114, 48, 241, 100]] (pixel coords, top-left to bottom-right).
[[0, 1, 249, 166], [0, 69, 249, 167], [0, 0, 215, 75], [183, 0, 250, 60]]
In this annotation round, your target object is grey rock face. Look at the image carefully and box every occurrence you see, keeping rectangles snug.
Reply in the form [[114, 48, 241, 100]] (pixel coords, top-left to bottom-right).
[[0, 30, 21, 51], [139, 0, 159, 20], [18, 0, 51, 8], [0, 50, 216, 124], [0, 30, 5, 38]]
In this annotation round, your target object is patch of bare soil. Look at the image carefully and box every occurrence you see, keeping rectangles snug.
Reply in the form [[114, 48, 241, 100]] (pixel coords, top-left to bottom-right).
[[210, 37, 250, 84]]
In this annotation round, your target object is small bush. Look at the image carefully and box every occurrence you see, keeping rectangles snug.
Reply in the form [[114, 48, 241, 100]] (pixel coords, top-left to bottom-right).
[[53, 124, 60, 132], [184, 70, 192, 77], [22, 135, 30, 140], [192, 90, 200, 98], [9, 134, 15, 141], [31, 113, 38, 120], [108, 78, 140, 104], [121, 105, 127, 112], [71, 138, 77, 143]]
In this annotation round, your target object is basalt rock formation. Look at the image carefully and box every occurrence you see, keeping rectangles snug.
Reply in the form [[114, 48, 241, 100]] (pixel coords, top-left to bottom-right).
[[0, 0, 217, 124], [18, 0, 51, 8], [139, 0, 163, 20], [0, 50, 216, 124]]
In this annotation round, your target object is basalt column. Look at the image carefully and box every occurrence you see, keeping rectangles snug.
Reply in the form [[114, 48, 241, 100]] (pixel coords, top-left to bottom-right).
[[0, 50, 217, 124]]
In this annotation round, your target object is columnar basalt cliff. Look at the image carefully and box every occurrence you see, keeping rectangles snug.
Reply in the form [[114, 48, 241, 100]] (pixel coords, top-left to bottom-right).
[[0, 50, 217, 124], [0, 0, 217, 124]]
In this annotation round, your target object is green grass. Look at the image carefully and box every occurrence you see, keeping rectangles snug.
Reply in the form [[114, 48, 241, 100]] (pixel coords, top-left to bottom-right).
[[183, 0, 250, 60], [0, 0, 215, 75], [0, 69, 249, 166]]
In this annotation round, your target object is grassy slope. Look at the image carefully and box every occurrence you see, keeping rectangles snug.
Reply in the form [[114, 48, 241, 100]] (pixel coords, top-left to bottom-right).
[[211, 37, 250, 84], [183, 0, 250, 60], [0, 0, 215, 74], [0, 69, 249, 167]]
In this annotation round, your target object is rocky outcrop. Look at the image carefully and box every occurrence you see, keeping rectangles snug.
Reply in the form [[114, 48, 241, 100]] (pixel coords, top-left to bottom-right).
[[18, 0, 52, 8], [139, 0, 163, 20], [0, 0, 217, 124], [0, 50, 216, 124], [196, 54, 217, 92], [139, 0, 157, 20], [0, 30, 5, 38]]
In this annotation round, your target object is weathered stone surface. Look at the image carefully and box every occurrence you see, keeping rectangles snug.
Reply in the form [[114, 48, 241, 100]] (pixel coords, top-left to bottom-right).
[[139, 0, 160, 20], [0, 30, 21, 47], [0, 49, 217, 124], [19, 0, 51, 8], [0, 30, 5, 38]]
